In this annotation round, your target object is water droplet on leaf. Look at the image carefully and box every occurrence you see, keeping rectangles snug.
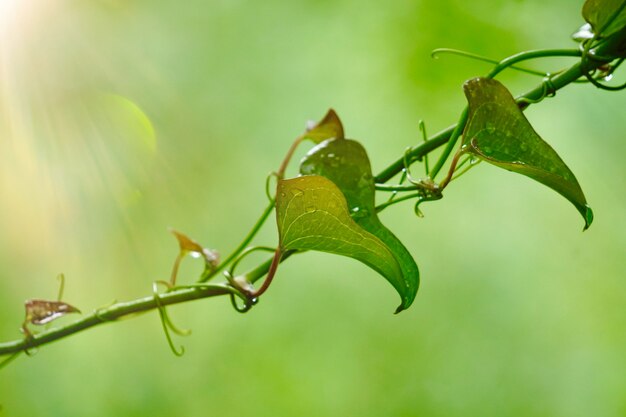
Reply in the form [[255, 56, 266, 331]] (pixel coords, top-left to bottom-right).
[[351, 207, 370, 219]]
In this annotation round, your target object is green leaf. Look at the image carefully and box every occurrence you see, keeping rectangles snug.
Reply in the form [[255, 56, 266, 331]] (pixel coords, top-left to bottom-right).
[[299, 138, 419, 311], [276, 175, 416, 312], [462, 77, 593, 230], [583, 0, 626, 38], [302, 109, 345, 143]]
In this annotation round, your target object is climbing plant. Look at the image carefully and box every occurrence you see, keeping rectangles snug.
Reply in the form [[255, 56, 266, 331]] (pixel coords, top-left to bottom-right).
[[1, 0, 625, 368]]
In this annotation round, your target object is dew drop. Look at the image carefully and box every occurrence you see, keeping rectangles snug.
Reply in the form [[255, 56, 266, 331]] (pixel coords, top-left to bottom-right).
[[305, 206, 316, 213], [351, 207, 370, 219], [482, 146, 493, 155]]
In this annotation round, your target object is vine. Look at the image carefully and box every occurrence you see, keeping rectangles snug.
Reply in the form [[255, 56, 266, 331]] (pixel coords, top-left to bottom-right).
[[1, 0, 625, 367]]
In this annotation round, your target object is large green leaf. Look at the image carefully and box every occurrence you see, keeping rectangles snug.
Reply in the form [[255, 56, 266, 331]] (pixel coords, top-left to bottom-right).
[[276, 176, 412, 311], [299, 139, 419, 311], [583, 0, 626, 38], [462, 77, 593, 230]]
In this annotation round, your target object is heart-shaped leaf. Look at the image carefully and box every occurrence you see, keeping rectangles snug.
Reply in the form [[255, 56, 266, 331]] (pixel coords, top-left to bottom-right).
[[298, 138, 419, 311], [303, 109, 344, 143], [462, 77, 593, 230], [583, 0, 626, 38], [276, 175, 415, 312]]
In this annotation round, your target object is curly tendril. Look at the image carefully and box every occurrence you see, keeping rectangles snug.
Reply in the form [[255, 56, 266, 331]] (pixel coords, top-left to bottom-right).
[[152, 282, 187, 356], [431, 48, 550, 77]]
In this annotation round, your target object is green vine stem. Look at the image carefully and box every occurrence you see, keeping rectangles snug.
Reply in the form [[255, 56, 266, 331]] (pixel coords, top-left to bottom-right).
[[1, 26, 625, 359], [374, 184, 421, 192], [428, 107, 468, 180], [375, 192, 425, 212], [0, 285, 233, 356]]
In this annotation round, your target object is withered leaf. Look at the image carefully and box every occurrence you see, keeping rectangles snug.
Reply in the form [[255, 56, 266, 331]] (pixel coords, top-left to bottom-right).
[[24, 299, 81, 326]]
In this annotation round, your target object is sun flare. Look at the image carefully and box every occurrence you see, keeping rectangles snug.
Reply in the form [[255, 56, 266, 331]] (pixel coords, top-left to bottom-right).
[[0, 0, 160, 259]]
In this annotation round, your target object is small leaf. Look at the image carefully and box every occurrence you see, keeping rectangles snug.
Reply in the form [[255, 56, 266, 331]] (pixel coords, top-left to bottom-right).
[[24, 299, 81, 326], [462, 77, 593, 229], [277, 176, 415, 311], [299, 138, 419, 311], [170, 229, 220, 269], [302, 109, 344, 143], [583, 0, 626, 38]]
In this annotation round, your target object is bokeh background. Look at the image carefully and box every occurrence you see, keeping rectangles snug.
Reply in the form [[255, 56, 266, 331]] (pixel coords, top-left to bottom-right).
[[1, 0, 625, 415]]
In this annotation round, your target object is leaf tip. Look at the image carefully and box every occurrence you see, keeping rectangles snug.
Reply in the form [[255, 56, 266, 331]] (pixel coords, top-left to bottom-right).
[[582, 204, 594, 231], [394, 303, 411, 315], [303, 109, 345, 143], [66, 304, 82, 314], [394, 294, 415, 314]]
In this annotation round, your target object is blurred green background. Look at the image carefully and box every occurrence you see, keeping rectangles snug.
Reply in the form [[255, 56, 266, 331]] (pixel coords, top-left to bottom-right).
[[1, 0, 625, 415]]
